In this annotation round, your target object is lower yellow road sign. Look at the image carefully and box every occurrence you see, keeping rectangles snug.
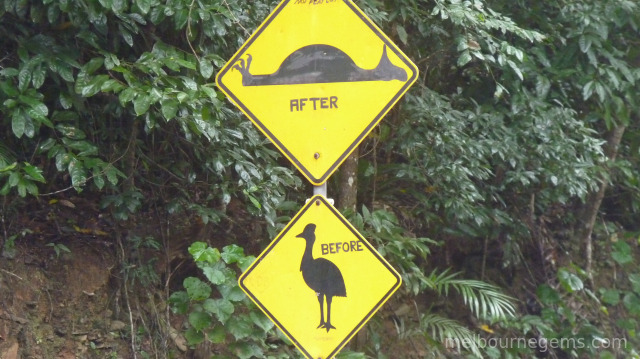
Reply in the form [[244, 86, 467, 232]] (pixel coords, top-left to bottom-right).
[[239, 195, 402, 359]]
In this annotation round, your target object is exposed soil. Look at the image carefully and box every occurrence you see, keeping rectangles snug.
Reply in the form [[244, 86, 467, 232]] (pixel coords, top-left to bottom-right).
[[0, 239, 128, 358], [0, 197, 171, 359], [0, 196, 280, 359]]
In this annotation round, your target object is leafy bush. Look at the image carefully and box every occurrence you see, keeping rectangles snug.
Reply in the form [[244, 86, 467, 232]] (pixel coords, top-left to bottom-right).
[[169, 242, 297, 358], [0, 0, 298, 225]]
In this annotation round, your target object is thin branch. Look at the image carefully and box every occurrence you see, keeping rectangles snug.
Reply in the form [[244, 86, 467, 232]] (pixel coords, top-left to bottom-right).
[[118, 231, 138, 359], [186, 0, 200, 62], [0, 268, 23, 281], [38, 131, 133, 197], [223, 0, 248, 35]]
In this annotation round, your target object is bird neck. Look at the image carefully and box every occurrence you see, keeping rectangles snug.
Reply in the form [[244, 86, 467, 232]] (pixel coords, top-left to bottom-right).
[[300, 237, 315, 271]]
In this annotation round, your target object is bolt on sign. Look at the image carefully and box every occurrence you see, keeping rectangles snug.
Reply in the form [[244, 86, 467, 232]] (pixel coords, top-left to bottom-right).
[[215, 0, 418, 185], [239, 195, 402, 359]]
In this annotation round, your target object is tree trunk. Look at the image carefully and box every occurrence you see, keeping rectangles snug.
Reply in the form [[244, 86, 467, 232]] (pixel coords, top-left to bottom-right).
[[577, 124, 626, 285], [337, 148, 359, 211]]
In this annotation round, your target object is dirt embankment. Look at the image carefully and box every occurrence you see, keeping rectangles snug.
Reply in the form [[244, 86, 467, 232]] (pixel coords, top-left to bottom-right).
[[0, 239, 132, 358]]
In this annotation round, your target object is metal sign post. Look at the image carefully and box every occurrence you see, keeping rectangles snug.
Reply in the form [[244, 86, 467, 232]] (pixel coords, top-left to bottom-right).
[[313, 182, 328, 198]]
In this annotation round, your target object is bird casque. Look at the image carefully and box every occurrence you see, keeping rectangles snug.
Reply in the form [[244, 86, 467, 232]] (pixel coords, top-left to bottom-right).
[[296, 223, 347, 332]]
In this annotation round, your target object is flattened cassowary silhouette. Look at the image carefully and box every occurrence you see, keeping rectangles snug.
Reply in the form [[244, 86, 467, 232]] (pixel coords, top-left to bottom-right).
[[233, 44, 407, 86], [296, 223, 346, 332]]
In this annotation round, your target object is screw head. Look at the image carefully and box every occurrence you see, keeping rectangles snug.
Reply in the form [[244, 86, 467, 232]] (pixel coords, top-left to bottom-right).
[[314, 152, 320, 159]]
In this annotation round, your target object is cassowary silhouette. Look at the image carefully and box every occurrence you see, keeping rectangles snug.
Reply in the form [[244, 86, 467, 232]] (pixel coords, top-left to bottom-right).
[[296, 223, 346, 332], [233, 44, 407, 86]]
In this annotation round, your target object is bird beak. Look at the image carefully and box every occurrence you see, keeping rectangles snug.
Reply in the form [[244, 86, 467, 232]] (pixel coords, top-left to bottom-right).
[[296, 232, 304, 238]]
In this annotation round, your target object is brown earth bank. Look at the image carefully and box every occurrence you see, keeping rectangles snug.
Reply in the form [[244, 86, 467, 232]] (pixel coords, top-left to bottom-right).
[[0, 197, 197, 359], [0, 239, 130, 358]]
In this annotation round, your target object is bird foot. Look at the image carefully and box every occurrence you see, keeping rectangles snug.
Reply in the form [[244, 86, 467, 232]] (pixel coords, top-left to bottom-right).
[[232, 54, 252, 76], [318, 322, 336, 332], [324, 323, 336, 332]]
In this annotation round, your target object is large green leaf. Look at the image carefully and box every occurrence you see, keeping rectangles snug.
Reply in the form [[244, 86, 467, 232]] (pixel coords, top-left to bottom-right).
[[68, 157, 88, 189], [558, 269, 584, 293], [203, 298, 234, 324], [226, 315, 253, 340], [23, 163, 45, 183], [199, 58, 214, 79], [221, 244, 245, 264], [135, 0, 151, 14], [202, 267, 225, 285], [188, 311, 212, 332], [11, 108, 27, 138], [19, 95, 48, 117], [161, 98, 178, 120], [184, 277, 211, 301], [188, 242, 221, 263], [133, 93, 153, 115], [611, 241, 633, 265]]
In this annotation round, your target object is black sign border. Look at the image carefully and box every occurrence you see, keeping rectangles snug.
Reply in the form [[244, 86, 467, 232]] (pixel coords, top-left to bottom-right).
[[215, 0, 418, 185], [238, 195, 402, 359]]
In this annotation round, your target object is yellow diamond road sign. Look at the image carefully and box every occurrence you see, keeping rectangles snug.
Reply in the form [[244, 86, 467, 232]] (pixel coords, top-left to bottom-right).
[[239, 195, 401, 359], [216, 0, 418, 185]]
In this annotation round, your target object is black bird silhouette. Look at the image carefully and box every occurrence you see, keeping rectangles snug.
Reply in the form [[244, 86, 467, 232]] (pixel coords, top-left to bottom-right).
[[296, 223, 346, 332], [233, 44, 407, 86]]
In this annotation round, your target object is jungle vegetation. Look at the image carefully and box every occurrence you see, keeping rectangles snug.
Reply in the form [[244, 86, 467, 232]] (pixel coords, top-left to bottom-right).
[[1, 0, 639, 357]]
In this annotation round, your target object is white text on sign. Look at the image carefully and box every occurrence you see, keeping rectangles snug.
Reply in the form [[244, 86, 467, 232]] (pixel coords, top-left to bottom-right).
[[290, 97, 338, 112]]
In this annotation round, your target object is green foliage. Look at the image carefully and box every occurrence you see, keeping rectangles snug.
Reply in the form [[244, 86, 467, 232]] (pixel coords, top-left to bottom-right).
[[46, 242, 71, 258], [611, 239, 633, 265], [0, 161, 46, 197], [348, 205, 516, 357], [0, 0, 299, 227], [517, 279, 607, 357], [427, 269, 515, 320], [1, 228, 31, 259], [353, 1, 637, 357], [361, 0, 638, 265], [510, 245, 640, 358], [169, 242, 298, 358], [419, 314, 482, 357], [352, 1, 611, 287], [2, 0, 640, 357], [594, 235, 640, 352], [126, 235, 162, 286]]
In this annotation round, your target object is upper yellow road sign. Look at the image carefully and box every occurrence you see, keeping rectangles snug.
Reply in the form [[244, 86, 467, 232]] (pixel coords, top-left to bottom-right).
[[215, 0, 418, 185], [239, 195, 401, 359]]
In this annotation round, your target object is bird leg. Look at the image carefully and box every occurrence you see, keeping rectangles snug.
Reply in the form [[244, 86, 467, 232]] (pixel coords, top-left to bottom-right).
[[324, 295, 336, 332], [317, 293, 326, 329]]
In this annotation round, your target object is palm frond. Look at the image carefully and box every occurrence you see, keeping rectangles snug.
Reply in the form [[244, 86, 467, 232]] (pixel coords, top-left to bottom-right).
[[420, 313, 482, 358], [427, 269, 517, 320], [0, 142, 17, 168]]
